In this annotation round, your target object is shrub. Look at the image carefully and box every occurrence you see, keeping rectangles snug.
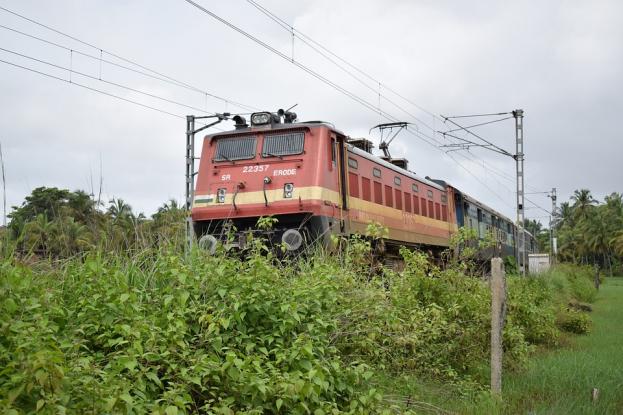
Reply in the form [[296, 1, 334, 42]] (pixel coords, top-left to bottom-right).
[[559, 309, 592, 334]]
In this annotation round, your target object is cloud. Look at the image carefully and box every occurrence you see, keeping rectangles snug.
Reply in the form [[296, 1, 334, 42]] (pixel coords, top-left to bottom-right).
[[1, 0, 621, 221]]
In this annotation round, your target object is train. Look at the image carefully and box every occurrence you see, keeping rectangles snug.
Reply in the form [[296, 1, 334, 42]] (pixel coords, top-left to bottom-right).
[[191, 110, 537, 266]]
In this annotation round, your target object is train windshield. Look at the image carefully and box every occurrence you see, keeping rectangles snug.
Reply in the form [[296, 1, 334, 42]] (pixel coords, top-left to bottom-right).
[[262, 132, 305, 157], [214, 136, 257, 161]]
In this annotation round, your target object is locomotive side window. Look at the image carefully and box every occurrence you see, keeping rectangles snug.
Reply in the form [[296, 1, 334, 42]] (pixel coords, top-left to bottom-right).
[[412, 183, 419, 193], [348, 173, 359, 198], [413, 195, 420, 214], [373, 168, 382, 178], [262, 132, 304, 157], [404, 192, 412, 212], [441, 193, 447, 203], [362, 177, 371, 201], [385, 185, 393, 208], [215, 136, 257, 161], [395, 189, 402, 210], [427, 190, 434, 199], [374, 181, 383, 204], [348, 158, 358, 169], [394, 176, 401, 186]]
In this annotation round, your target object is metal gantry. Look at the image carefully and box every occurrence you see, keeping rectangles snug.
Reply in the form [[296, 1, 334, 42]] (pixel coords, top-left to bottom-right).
[[513, 109, 525, 276], [185, 114, 230, 252], [442, 109, 528, 275], [548, 187, 557, 265]]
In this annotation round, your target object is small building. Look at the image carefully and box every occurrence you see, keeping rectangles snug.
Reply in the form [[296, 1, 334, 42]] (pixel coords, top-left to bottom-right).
[[528, 253, 550, 274]]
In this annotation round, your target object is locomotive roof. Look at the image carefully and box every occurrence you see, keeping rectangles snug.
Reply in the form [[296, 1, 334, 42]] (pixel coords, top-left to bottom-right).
[[206, 121, 345, 139]]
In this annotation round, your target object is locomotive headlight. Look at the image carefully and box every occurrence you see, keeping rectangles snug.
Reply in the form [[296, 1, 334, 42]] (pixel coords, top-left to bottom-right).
[[251, 112, 271, 125], [283, 183, 294, 198], [217, 188, 226, 203]]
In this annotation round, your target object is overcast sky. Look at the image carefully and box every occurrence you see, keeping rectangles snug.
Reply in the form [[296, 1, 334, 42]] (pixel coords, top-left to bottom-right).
[[1, 0, 622, 224]]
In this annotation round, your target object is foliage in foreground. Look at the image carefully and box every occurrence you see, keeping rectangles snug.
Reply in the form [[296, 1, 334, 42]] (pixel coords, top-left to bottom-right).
[[0, 232, 599, 414]]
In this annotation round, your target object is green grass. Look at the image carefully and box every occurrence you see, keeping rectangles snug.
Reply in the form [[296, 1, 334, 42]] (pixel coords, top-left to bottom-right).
[[499, 276, 623, 414], [373, 277, 623, 414]]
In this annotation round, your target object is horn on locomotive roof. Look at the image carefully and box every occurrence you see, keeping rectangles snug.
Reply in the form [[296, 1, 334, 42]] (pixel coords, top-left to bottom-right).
[[369, 121, 410, 159], [278, 104, 298, 124]]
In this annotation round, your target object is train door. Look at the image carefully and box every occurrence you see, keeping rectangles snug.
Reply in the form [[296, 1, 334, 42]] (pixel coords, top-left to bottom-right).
[[331, 133, 349, 232]]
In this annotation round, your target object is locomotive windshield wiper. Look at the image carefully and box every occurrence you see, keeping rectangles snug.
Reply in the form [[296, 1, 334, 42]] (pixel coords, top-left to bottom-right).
[[264, 152, 283, 160], [217, 152, 235, 163]]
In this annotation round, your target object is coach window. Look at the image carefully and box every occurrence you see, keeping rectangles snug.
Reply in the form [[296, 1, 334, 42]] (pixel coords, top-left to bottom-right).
[[348, 158, 358, 169], [394, 176, 401, 186], [412, 183, 419, 193], [427, 190, 434, 199], [373, 167, 382, 178]]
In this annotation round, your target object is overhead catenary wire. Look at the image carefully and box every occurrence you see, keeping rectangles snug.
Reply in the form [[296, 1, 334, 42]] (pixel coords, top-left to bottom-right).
[[240, 0, 537, 197], [0, 46, 217, 115], [0, 6, 259, 113], [0, 57, 225, 133]]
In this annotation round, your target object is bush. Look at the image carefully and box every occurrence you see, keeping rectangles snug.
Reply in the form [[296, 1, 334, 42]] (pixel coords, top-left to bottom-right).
[[0, 237, 600, 413], [559, 309, 592, 334]]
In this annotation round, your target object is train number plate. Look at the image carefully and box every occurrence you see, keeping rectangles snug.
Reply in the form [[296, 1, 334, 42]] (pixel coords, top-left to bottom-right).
[[242, 165, 269, 173]]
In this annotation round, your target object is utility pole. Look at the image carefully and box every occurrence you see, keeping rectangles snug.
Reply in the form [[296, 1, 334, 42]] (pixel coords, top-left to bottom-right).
[[440, 109, 527, 275], [185, 113, 230, 253], [513, 109, 526, 276], [549, 187, 557, 265]]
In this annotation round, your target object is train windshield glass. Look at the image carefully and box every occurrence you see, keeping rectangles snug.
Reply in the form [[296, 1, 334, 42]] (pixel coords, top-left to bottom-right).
[[214, 136, 257, 161], [262, 132, 305, 157]]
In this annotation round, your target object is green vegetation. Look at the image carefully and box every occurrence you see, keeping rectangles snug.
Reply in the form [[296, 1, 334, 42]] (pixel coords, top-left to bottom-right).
[[551, 190, 623, 275], [0, 187, 608, 413]]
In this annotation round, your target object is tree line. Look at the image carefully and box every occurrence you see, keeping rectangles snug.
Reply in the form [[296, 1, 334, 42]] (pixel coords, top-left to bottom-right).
[[552, 189, 623, 274], [2, 186, 185, 257]]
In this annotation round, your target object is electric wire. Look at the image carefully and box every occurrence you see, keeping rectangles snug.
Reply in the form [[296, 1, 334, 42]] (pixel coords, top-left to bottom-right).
[[0, 46, 217, 115], [240, 0, 534, 199], [0, 6, 259, 112], [0, 57, 225, 132], [0, 58, 184, 119], [244, 0, 439, 119]]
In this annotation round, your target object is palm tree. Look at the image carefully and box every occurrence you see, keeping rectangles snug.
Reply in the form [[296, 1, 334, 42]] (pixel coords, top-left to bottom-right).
[[571, 189, 597, 221], [20, 214, 54, 256]]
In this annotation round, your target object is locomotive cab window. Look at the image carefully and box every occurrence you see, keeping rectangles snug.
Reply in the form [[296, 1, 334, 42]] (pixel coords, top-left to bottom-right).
[[262, 132, 304, 157], [215, 136, 257, 161]]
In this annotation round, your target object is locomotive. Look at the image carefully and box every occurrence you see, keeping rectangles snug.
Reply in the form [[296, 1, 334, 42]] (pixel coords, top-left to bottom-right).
[[191, 110, 537, 263]]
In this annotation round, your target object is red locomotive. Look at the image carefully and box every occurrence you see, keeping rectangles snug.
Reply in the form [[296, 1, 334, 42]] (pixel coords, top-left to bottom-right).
[[191, 110, 536, 261]]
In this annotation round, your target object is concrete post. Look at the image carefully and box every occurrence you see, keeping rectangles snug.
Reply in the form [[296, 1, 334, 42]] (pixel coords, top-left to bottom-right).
[[491, 257, 506, 395]]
